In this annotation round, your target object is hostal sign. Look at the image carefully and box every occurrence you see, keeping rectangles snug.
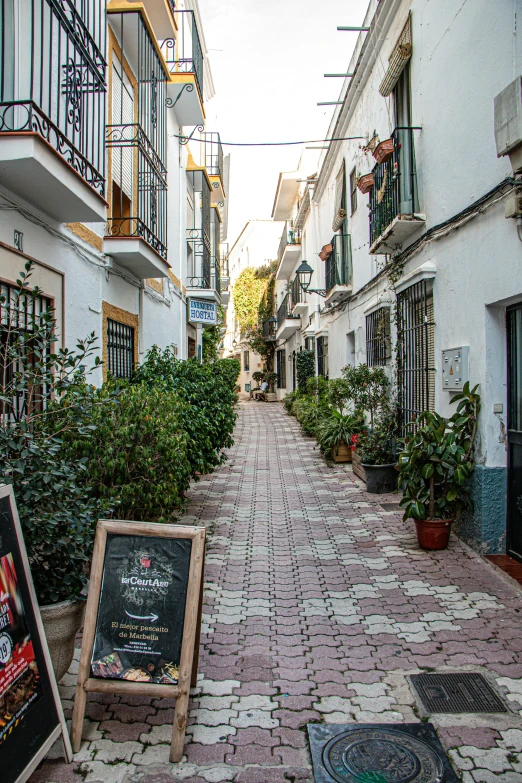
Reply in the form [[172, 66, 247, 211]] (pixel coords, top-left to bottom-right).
[[188, 298, 217, 325]]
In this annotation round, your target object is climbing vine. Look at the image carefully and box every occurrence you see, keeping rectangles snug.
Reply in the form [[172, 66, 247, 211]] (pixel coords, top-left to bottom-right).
[[233, 261, 277, 370]]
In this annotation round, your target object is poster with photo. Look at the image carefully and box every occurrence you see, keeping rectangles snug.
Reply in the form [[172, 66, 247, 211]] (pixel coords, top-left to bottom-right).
[[91, 534, 192, 685], [0, 552, 41, 743]]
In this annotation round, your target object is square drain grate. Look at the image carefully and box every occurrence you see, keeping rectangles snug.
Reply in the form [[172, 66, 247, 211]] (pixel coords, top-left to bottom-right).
[[379, 502, 401, 511], [410, 672, 507, 714], [307, 722, 459, 783]]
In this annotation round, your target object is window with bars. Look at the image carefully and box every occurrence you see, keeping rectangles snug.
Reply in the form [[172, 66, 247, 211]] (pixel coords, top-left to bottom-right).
[[0, 281, 52, 421], [305, 336, 315, 353], [107, 318, 135, 378], [243, 350, 250, 371], [317, 336, 329, 379], [396, 280, 435, 434], [366, 307, 391, 366], [276, 349, 286, 389]]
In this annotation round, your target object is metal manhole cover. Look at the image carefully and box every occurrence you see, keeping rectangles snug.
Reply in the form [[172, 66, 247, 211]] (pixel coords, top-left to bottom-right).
[[307, 723, 458, 783], [379, 503, 401, 511], [410, 673, 507, 714]]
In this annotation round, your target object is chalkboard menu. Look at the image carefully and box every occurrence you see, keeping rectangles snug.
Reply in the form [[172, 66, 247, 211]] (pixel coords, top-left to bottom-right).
[[0, 485, 71, 783], [91, 534, 192, 685], [72, 520, 205, 763]]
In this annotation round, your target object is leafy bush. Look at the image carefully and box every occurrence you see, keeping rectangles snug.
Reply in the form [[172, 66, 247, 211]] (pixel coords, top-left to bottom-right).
[[327, 377, 353, 414], [59, 381, 192, 522], [0, 263, 112, 604], [398, 384, 481, 520], [296, 350, 315, 390], [283, 389, 302, 412], [306, 375, 330, 400], [356, 404, 398, 465], [292, 395, 330, 437], [316, 410, 362, 457], [252, 371, 265, 384], [342, 364, 389, 426], [133, 348, 239, 475]]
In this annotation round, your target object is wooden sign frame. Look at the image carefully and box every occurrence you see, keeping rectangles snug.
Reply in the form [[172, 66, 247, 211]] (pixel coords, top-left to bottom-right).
[[71, 519, 206, 762], [0, 484, 72, 783]]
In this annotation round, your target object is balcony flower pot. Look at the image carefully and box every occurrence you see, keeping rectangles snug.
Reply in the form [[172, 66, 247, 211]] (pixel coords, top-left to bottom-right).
[[40, 597, 85, 682], [362, 462, 397, 494], [413, 518, 452, 551], [373, 138, 395, 165], [357, 173, 374, 194], [332, 441, 352, 463]]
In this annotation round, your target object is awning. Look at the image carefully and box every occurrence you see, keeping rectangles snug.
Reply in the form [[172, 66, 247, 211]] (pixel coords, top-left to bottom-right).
[[379, 13, 412, 97]]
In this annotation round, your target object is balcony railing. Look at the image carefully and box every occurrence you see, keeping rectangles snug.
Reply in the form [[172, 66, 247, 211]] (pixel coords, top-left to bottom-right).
[[277, 293, 299, 329], [263, 319, 276, 341], [220, 244, 229, 281], [202, 132, 224, 179], [369, 127, 419, 246], [277, 221, 301, 264], [161, 10, 203, 98], [187, 229, 211, 289], [326, 234, 352, 293], [290, 276, 307, 309], [211, 255, 221, 294], [0, 0, 107, 196]]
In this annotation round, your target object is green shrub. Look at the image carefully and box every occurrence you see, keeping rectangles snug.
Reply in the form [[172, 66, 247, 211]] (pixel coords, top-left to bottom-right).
[[342, 364, 389, 427], [133, 348, 239, 475], [296, 350, 315, 390], [306, 375, 329, 400], [283, 389, 302, 413], [327, 378, 353, 414], [59, 381, 192, 522], [293, 395, 330, 437], [316, 410, 362, 457]]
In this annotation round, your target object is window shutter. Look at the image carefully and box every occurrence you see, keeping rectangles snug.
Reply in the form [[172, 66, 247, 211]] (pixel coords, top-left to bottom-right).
[[332, 161, 347, 231], [112, 60, 134, 199], [379, 13, 412, 97]]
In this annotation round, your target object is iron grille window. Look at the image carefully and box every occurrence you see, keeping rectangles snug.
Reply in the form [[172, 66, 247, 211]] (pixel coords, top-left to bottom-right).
[[350, 167, 358, 214], [276, 349, 286, 389], [397, 280, 435, 434], [243, 350, 250, 371], [317, 336, 329, 379], [305, 336, 315, 353], [0, 281, 52, 421], [107, 318, 135, 378], [366, 307, 391, 366]]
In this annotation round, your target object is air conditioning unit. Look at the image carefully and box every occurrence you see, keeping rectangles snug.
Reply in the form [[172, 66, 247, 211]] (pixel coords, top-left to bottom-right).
[[494, 77, 522, 171]]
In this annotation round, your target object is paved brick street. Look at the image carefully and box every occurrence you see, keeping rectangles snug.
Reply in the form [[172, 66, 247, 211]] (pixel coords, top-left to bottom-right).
[[33, 403, 522, 783]]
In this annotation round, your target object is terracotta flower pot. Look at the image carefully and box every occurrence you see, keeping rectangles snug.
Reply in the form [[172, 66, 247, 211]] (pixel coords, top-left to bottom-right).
[[333, 441, 352, 463], [414, 519, 453, 551], [40, 597, 85, 682], [373, 138, 395, 165], [357, 173, 374, 194]]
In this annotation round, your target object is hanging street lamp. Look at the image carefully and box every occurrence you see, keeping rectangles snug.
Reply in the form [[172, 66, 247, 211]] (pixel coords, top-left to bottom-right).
[[296, 260, 326, 297]]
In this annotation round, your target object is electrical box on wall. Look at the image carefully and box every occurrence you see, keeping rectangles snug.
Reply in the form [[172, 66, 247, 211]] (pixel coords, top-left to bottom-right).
[[442, 346, 470, 391]]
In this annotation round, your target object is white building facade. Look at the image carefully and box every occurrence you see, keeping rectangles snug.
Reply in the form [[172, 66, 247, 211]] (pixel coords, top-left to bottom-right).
[[272, 0, 522, 557], [0, 0, 229, 383]]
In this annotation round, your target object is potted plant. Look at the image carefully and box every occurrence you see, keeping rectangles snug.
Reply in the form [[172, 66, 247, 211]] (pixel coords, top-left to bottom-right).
[[316, 410, 362, 462], [373, 138, 395, 165], [264, 371, 278, 393], [0, 263, 114, 680], [252, 370, 265, 385], [357, 173, 375, 194], [397, 383, 481, 550], [356, 404, 398, 492]]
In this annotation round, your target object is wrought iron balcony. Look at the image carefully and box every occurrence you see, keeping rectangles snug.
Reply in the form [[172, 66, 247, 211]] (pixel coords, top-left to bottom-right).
[[369, 126, 424, 253], [162, 10, 203, 98], [202, 132, 224, 179], [0, 0, 107, 219], [277, 221, 301, 264], [187, 229, 211, 289], [277, 293, 300, 329], [290, 276, 308, 312], [211, 255, 221, 294], [326, 234, 352, 294]]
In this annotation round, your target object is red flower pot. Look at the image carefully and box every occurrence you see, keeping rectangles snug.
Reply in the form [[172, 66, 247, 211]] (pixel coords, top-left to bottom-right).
[[414, 519, 453, 551], [357, 173, 374, 194], [373, 138, 395, 165]]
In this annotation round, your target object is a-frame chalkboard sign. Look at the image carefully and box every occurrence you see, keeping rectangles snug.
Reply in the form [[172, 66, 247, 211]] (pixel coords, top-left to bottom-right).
[[72, 519, 206, 762], [0, 484, 72, 783]]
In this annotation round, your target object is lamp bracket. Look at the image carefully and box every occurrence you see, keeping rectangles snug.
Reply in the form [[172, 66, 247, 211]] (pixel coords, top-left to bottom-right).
[[307, 288, 327, 297]]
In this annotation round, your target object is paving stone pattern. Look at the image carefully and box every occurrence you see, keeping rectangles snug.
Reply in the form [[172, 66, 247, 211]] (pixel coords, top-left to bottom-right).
[[31, 403, 522, 783]]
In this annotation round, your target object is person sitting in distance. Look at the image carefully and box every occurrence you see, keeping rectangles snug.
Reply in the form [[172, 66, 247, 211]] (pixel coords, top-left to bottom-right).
[[258, 379, 269, 401]]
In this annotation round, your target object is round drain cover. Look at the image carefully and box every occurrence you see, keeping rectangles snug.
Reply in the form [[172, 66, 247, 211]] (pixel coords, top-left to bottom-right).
[[322, 727, 444, 783]]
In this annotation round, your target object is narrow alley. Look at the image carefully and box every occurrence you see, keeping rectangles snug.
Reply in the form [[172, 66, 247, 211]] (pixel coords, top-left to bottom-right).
[[34, 404, 522, 783]]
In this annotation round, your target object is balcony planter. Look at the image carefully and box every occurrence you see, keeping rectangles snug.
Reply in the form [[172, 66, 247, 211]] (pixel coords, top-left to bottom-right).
[[332, 441, 352, 463], [361, 463, 397, 494], [413, 519, 452, 551], [40, 597, 85, 682], [357, 173, 374, 194], [373, 138, 395, 165]]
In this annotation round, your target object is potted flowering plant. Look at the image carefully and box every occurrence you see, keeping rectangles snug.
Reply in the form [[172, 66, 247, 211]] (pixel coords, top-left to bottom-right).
[[356, 404, 398, 493], [398, 383, 480, 550]]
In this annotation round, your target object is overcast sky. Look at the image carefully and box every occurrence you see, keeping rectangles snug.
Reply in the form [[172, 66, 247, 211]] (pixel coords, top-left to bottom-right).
[[198, 0, 370, 246]]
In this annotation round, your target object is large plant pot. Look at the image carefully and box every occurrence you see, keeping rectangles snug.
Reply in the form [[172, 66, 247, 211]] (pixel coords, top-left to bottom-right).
[[362, 463, 397, 494], [414, 519, 453, 551], [351, 448, 366, 482], [373, 138, 395, 164], [40, 597, 85, 682], [332, 441, 352, 463], [357, 173, 375, 194]]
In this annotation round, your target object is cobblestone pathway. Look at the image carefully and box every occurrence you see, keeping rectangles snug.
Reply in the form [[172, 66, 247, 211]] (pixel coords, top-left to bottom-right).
[[33, 403, 522, 783]]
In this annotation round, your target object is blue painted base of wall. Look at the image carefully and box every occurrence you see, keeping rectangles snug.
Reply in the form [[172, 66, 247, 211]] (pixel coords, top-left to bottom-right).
[[454, 465, 507, 554]]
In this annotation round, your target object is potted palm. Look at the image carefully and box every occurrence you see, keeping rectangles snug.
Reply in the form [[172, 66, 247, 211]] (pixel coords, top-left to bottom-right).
[[316, 410, 362, 462], [398, 383, 481, 550]]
